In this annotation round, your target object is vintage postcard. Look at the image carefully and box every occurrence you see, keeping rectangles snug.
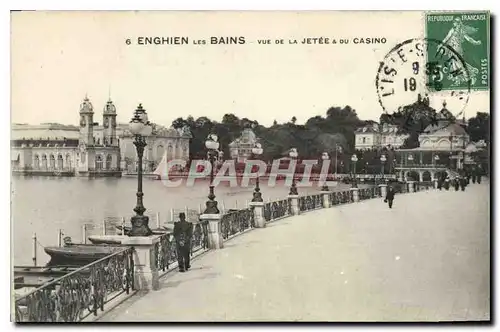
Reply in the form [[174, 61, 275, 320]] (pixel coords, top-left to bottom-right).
[[11, 11, 490, 322]]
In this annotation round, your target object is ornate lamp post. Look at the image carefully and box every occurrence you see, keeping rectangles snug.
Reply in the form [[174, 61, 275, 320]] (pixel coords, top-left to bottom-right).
[[128, 104, 153, 237], [351, 154, 358, 188], [251, 143, 264, 202], [407, 153, 414, 181], [204, 134, 220, 214], [321, 152, 330, 191], [380, 154, 387, 182], [289, 148, 299, 195]]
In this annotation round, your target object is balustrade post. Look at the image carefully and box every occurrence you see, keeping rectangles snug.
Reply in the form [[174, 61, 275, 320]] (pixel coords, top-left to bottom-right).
[[379, 183, 388, 198], [320, 190, 331, 208], [350, 187, 360, 202], [199, 213, 224, 249], [120, 235, 161, 291], [407, 181, 415, 193], [287, 195, 300, 215], [249, 201, 265, 228]]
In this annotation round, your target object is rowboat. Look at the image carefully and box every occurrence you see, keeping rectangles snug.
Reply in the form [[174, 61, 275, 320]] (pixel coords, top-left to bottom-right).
[[44, 243, 123, 267]]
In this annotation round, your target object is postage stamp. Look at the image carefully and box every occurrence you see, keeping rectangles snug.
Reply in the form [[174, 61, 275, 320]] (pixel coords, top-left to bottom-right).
[[425, 11, 490, 91]]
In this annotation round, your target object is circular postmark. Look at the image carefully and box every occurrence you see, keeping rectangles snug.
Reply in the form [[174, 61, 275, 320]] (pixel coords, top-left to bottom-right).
[[376, 38, 471, 119]]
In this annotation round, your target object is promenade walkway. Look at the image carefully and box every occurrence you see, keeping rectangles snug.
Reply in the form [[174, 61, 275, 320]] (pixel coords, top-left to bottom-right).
[[101, 183, 490, 322]]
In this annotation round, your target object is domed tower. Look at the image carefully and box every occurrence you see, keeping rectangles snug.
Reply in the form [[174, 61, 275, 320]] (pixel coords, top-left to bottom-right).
[[79, 95, 94, 146], [102, 98, 117, 146]]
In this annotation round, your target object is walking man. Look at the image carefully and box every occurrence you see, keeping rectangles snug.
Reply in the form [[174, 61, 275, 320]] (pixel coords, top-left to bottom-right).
[[384, 186, 395, 209], [173, 212, 193, 272]]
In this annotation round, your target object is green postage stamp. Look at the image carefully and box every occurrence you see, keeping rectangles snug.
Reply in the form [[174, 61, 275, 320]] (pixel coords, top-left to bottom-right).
[[426, 11, 490, 91]]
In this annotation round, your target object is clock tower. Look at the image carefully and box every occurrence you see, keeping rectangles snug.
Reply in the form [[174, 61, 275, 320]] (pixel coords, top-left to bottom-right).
[[79, 95, 94, 146], [102, 98, 117, 146]]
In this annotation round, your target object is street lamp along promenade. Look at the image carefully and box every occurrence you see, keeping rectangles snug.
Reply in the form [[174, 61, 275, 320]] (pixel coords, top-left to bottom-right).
[[380, 154, 387, 181], [204, 134, 220, 214], [128, 104, 154, 237], [351, 154, 358, 188], [321, 152, 330, 191], [289, 148, 299, 195], [407, 153, 414, 181], [251, 143, 264, 202]]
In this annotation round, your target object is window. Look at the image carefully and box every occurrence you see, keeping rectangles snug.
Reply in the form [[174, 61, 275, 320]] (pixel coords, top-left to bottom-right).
[[106, 154, 112, 170], [362, 137, 366, 144], [95, 155, 103, 170]]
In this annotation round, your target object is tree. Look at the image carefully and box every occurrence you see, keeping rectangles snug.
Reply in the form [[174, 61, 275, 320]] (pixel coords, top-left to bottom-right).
[[467, 112, 490, 143]]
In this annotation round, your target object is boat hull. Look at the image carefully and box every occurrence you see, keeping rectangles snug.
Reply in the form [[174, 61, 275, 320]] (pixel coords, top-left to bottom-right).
[[44, 245, 122, 267]]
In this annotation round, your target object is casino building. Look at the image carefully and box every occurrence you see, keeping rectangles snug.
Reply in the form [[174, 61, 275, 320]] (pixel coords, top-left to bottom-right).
[[11, 96, 190, 177]]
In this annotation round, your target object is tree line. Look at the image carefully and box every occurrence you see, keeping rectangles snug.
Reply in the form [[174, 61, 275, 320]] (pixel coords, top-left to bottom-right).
[[171, 101, 490, 165]]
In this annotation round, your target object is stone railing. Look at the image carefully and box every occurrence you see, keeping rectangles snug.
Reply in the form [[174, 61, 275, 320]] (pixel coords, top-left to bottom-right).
[[15, 247, 134, 322]]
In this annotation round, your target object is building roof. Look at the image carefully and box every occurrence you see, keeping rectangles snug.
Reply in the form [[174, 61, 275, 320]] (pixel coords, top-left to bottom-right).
[[422, 122, 468, 136]]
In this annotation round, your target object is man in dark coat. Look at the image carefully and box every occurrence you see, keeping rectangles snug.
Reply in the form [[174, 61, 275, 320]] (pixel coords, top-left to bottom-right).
[[460, 176, 467, 191], [453, 177, 460, 191], [173, 212, 193, 272], [384, 186, 395, 209]]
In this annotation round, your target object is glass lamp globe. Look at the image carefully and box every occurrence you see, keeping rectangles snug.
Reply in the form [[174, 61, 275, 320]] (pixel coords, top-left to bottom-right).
[[351, 154, 358, 162], [141, 123, 153, 136], [408, 154, 414, 161], [435, 155, 440, 160], [322, 152, 329, 160], [380, 154, 387, 162], [129, 119, 145, 135]]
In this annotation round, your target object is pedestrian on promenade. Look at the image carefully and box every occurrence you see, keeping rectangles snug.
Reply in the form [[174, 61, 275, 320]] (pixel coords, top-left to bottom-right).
[[477, 174, 482, 184], [384, 186, 395, 209], [460, 177, 467, 191], [472, 174, 477, 183], [173, 212, 193, 272], [437, 178, 443, 190], [453, 177, 460, 191], [444, 177, 450, 190]]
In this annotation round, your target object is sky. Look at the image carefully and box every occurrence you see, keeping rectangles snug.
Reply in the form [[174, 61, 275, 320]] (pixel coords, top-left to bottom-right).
[[11, 11, 490, 128]]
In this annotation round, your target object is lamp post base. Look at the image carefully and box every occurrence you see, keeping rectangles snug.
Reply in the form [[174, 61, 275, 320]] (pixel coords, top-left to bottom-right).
[[204, 200, 220, 214], [128, 215, 153, 237], [251, 190, 263, 202]]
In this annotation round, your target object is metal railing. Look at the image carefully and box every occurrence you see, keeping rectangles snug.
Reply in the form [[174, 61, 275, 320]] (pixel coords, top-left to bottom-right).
[[15, 247, 134, 322], [155, 222, 209, 273], [264, 198, 292, 222], [299, 194, 324, 212], [359, 187, 380, 200], [220, 208, 254, 240], [328, 190, 354, 206]]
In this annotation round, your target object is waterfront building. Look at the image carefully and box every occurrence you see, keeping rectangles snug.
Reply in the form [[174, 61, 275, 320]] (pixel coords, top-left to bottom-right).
[[11, 96, 191, 176], [354, 123, 408, 150], [228, 127, 259, 163]]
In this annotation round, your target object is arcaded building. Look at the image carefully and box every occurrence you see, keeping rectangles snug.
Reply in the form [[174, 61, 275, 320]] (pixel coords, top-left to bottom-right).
[[11, 96, 190, 177]]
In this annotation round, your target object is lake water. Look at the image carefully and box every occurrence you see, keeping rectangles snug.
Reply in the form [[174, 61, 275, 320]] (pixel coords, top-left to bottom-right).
[[11, 176, 363, 266]]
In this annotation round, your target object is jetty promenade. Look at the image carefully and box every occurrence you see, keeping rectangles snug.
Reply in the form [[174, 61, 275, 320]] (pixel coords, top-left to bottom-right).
[[100, 182, 490, 322]]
